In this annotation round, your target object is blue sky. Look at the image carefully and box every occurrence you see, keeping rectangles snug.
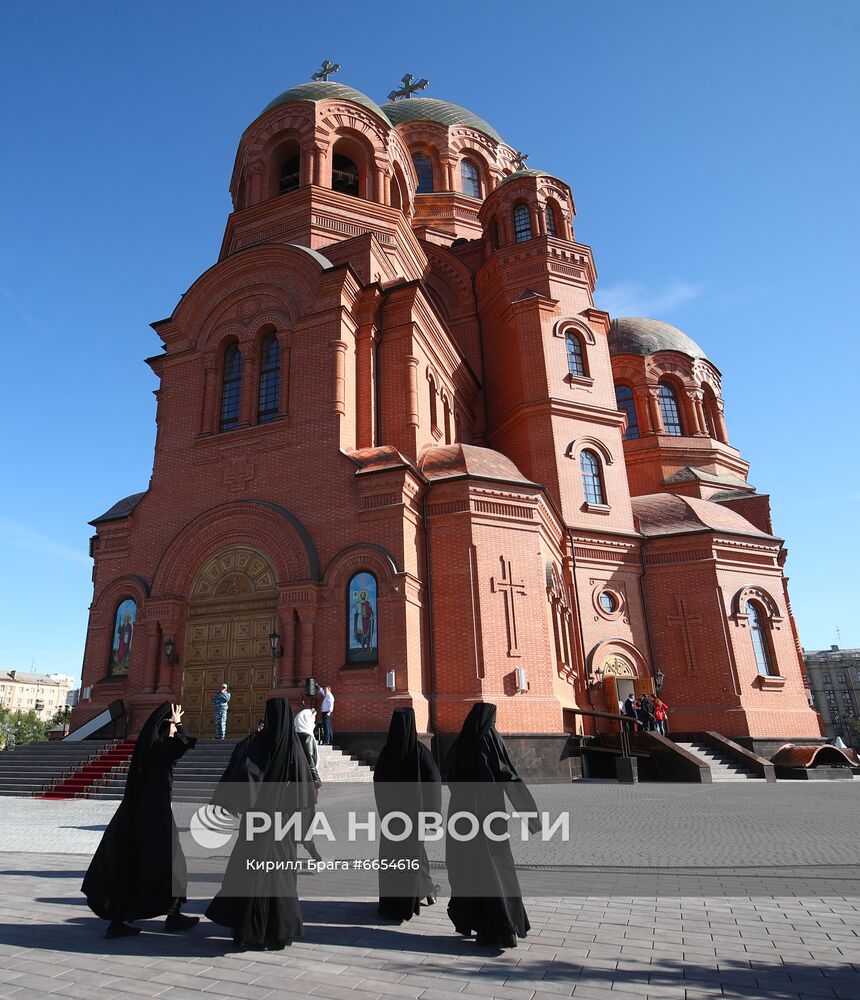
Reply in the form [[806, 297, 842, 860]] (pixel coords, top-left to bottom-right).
[[1, 1, 858, 682]]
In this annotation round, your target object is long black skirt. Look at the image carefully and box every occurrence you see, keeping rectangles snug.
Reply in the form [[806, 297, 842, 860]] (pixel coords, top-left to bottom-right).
[[206, 828, 302, 949]]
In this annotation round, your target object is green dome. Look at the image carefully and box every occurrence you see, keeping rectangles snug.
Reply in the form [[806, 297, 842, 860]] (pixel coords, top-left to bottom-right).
[[261, 81, 392, 125], [381, 97, 504, 143], [608, 317, 709, 361]]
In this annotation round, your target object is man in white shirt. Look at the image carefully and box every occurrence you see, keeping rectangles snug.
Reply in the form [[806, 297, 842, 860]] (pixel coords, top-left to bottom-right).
[[319, 685, 334, 745]]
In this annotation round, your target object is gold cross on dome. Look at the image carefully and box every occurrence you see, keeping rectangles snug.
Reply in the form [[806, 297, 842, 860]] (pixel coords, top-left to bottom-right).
[[312, 60, 341, 82], [513, 151, 530, 171], [388, 73, 430, 101]]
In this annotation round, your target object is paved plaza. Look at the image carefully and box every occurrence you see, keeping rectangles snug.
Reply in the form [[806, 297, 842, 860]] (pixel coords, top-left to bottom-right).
[[0, 786, 859, 1000]]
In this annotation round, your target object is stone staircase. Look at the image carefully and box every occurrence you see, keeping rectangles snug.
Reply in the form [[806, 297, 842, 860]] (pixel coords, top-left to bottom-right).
[[41, 739, 136, 799], [673, 741, 766, 781], [317, 743, 374, 783], [0, 740, 114, 796], [87, 738, 373, 802]]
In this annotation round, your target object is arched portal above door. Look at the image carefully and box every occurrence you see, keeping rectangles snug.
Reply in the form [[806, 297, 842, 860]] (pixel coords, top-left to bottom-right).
[[602, 654, 636, 678]]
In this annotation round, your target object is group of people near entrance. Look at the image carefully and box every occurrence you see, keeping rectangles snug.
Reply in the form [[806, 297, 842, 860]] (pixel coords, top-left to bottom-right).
[[621, 692, 669, 734], [213, 683, 335, 745], [83, 698, 535, 951]]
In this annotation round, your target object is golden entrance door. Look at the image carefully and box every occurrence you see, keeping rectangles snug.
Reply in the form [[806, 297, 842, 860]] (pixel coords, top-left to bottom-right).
[[182, 612, 275, 738]]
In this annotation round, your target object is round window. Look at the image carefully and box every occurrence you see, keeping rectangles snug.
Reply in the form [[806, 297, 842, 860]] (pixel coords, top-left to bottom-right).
[[599, 591, 618, 614]]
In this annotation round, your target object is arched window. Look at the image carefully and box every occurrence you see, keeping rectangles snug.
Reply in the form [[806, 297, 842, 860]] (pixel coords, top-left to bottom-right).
[[746, 601, 777, 676], [257, 332, 280, 423], [109, 598, 137, 676], [545, 204, 557, 236], [565, 332, 586, 377], [658, 381, 683, 436], [461, 159, 481, 198], [279, 156, 300, 194], [580, 449, 606, 505], [332, 153, 360, 197], [413, 153, 434, 193], [390, 173, 403, 211], [513, 203, 532, 242], [442, 394, 452, 444], [615, 385, 640, 440], [347, 571, 378, 665], [428, 375, 438, 433], [220, 343, 242, 431]]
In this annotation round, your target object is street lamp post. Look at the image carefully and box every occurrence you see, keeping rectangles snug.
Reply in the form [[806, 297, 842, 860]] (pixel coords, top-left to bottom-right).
[[268, 630, 282, 686]]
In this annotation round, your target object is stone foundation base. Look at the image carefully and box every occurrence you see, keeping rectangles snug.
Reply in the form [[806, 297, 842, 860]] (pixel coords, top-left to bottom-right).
[[332, 732, 579, 782]]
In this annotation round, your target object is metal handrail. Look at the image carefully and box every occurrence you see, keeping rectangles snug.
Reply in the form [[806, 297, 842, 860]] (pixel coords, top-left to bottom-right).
[[566, 707, 632, 759]]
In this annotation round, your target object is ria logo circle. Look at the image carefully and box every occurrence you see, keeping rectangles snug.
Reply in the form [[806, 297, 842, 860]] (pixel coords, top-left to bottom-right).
[[190, 805, 236, 849]]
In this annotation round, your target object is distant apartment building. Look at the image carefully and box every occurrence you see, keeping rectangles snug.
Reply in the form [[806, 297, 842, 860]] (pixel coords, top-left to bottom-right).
[[803, 646, 860, 745], [0, 671, 76, 721]]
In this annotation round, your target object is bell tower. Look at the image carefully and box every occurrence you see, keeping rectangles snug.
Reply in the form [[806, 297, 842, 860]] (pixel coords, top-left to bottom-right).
[[475, 170, 636, 533]]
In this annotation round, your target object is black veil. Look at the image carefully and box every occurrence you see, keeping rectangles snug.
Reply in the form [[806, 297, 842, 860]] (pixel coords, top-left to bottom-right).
[[82, 701, 196, 922], [374, 707, 441, 921], [443, 702, 538, 948], [205, 697, 314, 949]]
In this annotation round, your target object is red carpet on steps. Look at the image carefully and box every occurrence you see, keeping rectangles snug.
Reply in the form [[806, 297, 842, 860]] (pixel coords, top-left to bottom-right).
[[39, 739, 135, 799]]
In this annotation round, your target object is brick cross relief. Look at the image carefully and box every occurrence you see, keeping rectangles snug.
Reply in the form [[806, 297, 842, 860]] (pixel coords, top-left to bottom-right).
[[491, 556, 526, 657], [224, 457, 255, 493], [668, 596, 703, 673]]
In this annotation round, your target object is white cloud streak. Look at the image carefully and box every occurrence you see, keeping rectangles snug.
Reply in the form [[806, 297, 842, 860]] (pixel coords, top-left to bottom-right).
[[0, 517, 90, 565], [0, 286, 41, 332], [596, 280, 704, 319]]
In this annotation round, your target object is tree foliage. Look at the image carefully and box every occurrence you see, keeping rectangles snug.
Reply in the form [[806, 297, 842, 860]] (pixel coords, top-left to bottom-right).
[[0, 707, 49, 751]]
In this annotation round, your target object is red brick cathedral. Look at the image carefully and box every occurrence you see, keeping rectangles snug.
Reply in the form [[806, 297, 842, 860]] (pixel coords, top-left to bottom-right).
[[73, 76, 821, 761]]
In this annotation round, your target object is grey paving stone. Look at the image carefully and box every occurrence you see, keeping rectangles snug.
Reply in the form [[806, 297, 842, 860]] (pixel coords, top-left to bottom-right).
[[1, 797, 860, 1000], [351, 980, 424, 998], [308, 986, 382, 1000], [103, 978, 172, 997]]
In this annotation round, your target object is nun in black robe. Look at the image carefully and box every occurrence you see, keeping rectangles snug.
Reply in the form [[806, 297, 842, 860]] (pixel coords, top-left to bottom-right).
[[82, 702, 198, 938], [373, 707, 442, 920], [205, 697, 315, 950], [444, 702, 539, 948]]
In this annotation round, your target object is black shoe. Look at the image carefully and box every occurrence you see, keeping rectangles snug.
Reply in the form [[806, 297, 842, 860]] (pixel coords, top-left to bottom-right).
[[424, 882, 440, 904], [454, 925, 472, 937], [106, 921, 141, 939], [304, 842, 323, 862], [476, 932, 517, 949], [164, 913, 199, 933]]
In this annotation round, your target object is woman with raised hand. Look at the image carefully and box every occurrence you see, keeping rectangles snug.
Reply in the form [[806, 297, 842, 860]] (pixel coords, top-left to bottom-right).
[[444, 701, 539, 949], [206, 697, 315, 950], [374, 707, 441, 920], [82, 702, 198, 938]]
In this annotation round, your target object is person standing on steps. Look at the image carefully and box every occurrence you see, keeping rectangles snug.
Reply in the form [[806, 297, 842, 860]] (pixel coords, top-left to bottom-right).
[[82, 702, 199, 939], [319, 684, 334, 745], [622, 693, 637, 733], [294, 708, 321, 789], [214, 683, 230, 739], [294, 707, 324, 862]]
